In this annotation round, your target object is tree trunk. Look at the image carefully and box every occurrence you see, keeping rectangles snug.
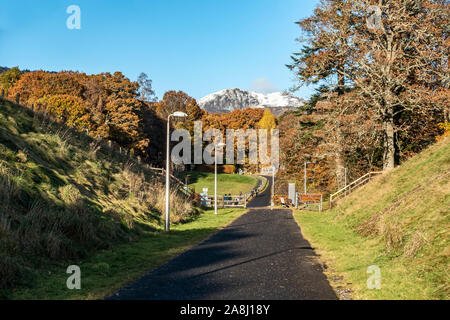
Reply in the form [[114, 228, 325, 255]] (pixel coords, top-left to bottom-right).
[[335, 72, 346, 186], [383, 105, 395, 171], [335, 124, 345, 188]]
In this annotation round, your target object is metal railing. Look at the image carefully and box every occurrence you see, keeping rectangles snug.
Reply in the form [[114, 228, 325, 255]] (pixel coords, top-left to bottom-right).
[[329, 171, 383, 207], [200, 195, 248, 208]]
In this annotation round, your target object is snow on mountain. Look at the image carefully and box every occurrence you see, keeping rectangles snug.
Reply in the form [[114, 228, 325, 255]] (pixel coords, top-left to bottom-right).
[[198, 88, 305, 115]]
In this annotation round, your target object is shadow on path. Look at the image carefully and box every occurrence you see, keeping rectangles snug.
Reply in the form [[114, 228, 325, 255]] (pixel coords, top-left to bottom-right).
[[108, 208, 337, 300]]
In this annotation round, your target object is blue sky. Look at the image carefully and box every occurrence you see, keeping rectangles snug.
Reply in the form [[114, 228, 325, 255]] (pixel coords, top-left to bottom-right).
[[0, 0, 319, 100]]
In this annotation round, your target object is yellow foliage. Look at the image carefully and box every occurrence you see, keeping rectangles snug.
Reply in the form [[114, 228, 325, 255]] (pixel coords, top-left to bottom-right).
[[258, 109, 276, 131], [437, 122, 450, 141], [36, 94, 90, 129]]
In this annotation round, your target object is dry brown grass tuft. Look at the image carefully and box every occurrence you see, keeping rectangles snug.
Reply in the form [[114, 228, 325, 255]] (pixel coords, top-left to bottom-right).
[[119, 163, 197, 224], [404, 231, 428, 258], [356, 212, 382, 237], [380, 218, 404, 252], [16, 150, 28, 163], [58, 185, 82, 205]]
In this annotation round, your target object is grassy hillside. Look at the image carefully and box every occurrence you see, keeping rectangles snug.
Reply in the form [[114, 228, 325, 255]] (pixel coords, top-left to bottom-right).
[[295, 136, 449, 299], [184, 171, 258, 195], [10, 207, 246, 300], [0, 100, 250, 298]]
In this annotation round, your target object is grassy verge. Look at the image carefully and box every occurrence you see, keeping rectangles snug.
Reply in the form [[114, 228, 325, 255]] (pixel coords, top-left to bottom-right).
[[184, 171, 258, 195], [293, 138, 449, 300], [8, 208, 247, 300], [294, 210, 408, 299]]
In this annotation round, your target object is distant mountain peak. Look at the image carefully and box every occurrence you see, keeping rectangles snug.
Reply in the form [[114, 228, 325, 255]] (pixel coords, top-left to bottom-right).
[[198, 88, 305, 115]]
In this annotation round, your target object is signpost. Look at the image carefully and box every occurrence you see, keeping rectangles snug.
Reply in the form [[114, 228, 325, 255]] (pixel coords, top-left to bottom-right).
[[288, 183, 296, 207]]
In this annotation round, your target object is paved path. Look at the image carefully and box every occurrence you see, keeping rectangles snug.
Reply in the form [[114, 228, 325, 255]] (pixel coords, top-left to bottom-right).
[[247, 175, 272, 208], [108, 177, 337, 300]]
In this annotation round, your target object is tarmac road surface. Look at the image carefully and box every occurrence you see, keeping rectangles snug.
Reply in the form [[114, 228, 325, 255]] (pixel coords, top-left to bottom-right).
[[108, 176, 337, 300]]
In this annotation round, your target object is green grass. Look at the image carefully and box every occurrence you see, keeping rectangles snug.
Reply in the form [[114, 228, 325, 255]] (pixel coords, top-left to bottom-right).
[[184, 171, 258, 195], [294, 137, 450, 300], [0, 100, 208, 297], [8, 207, 247, 300]]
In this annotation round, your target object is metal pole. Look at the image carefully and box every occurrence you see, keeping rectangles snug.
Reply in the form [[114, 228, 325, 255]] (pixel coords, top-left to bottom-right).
[[345, 168, 347, 197], [304, 162, 307, 194], [345, 168, 348, 188], [271, 166, 275, 210], [215, 145, 218, 215], [165, 115, 172, 232]]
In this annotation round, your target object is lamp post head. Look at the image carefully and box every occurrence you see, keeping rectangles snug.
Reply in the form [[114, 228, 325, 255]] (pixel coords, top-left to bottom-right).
[[171, 111, 188, 118]]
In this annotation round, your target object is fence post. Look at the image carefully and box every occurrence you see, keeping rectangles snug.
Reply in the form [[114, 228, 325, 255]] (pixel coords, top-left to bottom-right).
[[16, 93, 20, 105], [31, 104, 34, 111], [1, 89, 4, 100]]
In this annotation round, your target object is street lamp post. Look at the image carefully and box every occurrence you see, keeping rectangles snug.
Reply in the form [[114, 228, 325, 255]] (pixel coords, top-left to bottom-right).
[[165, 111, 188, 232], [304, 162, 312, 194], [344, 167, 348, 197], [271, 165, 275, 210], [214, 142, 226, 215]]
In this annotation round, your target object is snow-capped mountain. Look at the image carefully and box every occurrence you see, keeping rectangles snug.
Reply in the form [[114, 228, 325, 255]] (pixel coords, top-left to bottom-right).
[[198, 88, 305, 115]]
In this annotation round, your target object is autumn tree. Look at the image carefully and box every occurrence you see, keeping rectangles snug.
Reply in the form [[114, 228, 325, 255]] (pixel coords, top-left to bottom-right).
[[8, 70, 151, 156], [137, 72, 157, 103], [8, 71, 86, 104], [278, 111, 336, 193], [0, 67, 22, 93], [154, 90, 205, 158], [290, 0, 449, 171], [83, 72, 150, 153], [154, 91, 203, 121], [288, 0, 354, 181], [142, 104, 166, 166], [200, 108, 265, 173], [258, 109, 277, 131], [36, 94, 90, 129], [104, 98, 149, 152]]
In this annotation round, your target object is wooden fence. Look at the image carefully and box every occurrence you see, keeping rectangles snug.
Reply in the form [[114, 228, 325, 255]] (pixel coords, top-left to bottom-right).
[[329, 171, 383, 208]]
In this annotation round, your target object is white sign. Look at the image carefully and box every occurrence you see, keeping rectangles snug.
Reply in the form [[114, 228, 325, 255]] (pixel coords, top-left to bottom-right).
[[288, 183, 296, 206]]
